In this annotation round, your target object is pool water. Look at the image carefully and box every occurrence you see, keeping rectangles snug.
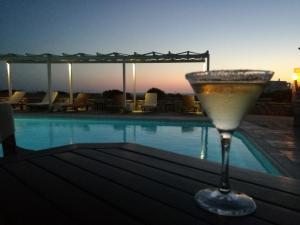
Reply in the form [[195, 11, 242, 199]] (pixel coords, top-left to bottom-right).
[[1, 116, 282, 176]]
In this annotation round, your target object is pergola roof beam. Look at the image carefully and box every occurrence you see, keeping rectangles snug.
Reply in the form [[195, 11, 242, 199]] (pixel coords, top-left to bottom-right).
[[0, 51, 209, 64]]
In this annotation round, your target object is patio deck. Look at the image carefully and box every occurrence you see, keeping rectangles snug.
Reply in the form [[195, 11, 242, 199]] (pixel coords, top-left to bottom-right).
[[0, 143, 300, 225], [241, 115, 300, 179]]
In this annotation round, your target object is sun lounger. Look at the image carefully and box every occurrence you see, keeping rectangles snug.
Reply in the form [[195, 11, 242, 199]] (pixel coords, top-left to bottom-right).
[[141, 93, 157, 112], [56, 93, 90, 111], [182, 95, 198, 112], [1, 91, 26, 110], [27, 91, 58, 110]]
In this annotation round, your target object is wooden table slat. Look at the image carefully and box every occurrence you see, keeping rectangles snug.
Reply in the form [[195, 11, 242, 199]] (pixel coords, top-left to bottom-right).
[[0, 143, 299, 225], [121, 143, 300, 196], [69, 149, 300, 225], [3, 160, 144, 225], [96, 147, 300, 212], [30, 155, 201, 225], [0, 168, 73, 225], [56, 151, 266, 225]]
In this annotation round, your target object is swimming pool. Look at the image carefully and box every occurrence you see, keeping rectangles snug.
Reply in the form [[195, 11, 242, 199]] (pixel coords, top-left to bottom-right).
[[1, 116, 282, 176]]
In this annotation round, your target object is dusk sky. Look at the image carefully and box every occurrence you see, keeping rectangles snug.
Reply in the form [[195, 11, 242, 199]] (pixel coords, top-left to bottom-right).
[[0, 0, 299, 93]]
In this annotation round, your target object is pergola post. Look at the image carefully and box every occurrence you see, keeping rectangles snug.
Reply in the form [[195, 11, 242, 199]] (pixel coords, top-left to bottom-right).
[[6, 62, 12, 97], [47, 62, 52, 109], [132, 63, 136, 110], [206, 52, 210, 71], [68, 63, 73, 104], [122, 62, 126, 110], [202, 60, 206, 71]]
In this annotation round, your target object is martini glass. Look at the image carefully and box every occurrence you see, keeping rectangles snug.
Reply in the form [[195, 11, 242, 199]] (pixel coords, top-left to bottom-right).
[[186, 70, 273, 216]]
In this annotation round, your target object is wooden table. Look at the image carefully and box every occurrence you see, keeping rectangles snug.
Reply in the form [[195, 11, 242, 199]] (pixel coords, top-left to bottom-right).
[[0, 143, 299, 225]]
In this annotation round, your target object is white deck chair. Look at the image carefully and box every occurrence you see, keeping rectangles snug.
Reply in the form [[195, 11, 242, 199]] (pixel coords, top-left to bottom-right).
[[27, 91, 58, 108], [2, 91, 26, 110], [141, 93, 157, 112], [3, 91, 25, 104]]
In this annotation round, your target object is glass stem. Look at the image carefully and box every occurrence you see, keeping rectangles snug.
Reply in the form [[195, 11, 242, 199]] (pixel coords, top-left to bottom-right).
[[218, 131, 232, 194]]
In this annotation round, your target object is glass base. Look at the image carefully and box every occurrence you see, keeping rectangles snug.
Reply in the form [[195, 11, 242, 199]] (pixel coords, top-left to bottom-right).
[[194, 188, 256, 216]]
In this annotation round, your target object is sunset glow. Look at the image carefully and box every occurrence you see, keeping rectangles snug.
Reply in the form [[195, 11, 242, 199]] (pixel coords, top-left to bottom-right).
[[0, 0, 299, 93]]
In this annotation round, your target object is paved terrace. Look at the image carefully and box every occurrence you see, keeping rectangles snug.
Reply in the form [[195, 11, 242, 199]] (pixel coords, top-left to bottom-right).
[[14, 112, 300, 180], [241, 115, 300, 179]]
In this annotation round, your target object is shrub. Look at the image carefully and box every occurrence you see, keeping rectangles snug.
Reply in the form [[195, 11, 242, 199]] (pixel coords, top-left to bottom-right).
[[103, 89, 132, 99]]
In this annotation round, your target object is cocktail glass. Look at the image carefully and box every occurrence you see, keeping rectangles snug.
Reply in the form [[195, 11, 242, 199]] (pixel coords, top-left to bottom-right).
[[186, 70, 273, 216]]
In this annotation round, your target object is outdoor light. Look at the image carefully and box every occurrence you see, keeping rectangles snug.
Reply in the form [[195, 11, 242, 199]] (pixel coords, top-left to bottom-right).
[[294, 68, 300, 91], [6, 62, 10, 75], [292, 73, 298, 81], [294, 68, 300, 78], [292, 74, 298, 91]]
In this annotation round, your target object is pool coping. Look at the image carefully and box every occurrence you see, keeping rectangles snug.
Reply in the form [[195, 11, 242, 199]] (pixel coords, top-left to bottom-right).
[[12, 112, 296, 179], [13, 112, 208, 122]]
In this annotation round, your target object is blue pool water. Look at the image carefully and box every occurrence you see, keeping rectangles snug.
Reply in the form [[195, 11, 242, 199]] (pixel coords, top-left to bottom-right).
[[1, 116, 282, 176]]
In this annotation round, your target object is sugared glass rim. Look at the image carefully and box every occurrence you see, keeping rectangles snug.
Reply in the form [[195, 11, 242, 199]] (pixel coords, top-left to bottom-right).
[[186, 70, 273, 83]]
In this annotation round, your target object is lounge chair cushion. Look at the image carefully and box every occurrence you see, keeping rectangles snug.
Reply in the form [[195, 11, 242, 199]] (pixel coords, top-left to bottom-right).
[[27, 91, 58, 106], [4, 91, 26, 104], [144, 93, 157, 106]]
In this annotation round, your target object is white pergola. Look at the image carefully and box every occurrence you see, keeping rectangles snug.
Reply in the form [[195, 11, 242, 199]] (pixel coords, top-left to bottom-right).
[[0, 51, 210, 110]]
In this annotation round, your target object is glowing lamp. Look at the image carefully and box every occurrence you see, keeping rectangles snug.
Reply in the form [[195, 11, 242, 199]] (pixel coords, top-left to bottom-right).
[[292, 73, 298, 81], [293, 68, 300, 90], [294, 68, 300, 79]]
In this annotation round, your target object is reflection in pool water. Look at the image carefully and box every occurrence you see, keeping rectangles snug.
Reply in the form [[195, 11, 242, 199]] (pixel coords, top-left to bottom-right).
[[1, 116, 282, 176]]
